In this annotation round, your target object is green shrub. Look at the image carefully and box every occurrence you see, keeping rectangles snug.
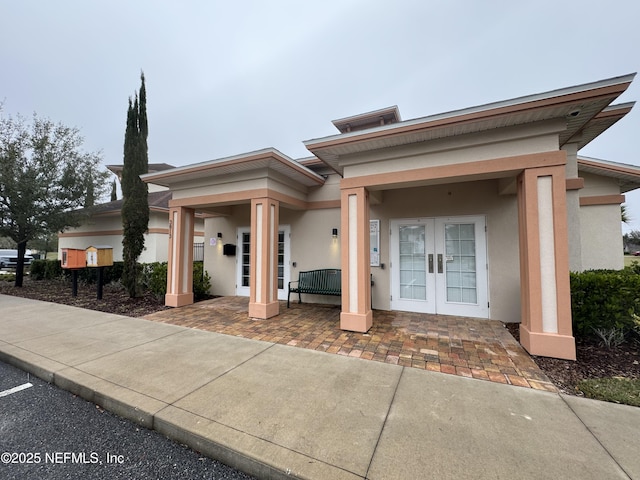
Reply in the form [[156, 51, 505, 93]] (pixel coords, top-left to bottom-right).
[[142, 262, 168, 299], [30, 259, 125, 284], [31, 258, 211, 301], [193, 261, 212, 301], [30, 259, 47, 280], [570, 270, 640, 338], [104, 262, 124, 284], [45, 259, 63, 279], [141, 261, 211, 301], [30, 259, 63, 280]]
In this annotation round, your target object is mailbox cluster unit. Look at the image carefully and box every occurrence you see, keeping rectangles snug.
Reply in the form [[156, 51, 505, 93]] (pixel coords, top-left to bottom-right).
[[61, 246, 113, 269]]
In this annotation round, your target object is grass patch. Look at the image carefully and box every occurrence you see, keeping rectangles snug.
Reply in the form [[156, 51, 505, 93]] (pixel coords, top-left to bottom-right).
[[577, 377, 640, 407], [624, 255, 640, 267]]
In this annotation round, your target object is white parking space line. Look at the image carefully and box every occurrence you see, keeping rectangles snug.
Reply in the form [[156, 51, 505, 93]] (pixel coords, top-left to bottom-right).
[[0, 383, 33, 398]]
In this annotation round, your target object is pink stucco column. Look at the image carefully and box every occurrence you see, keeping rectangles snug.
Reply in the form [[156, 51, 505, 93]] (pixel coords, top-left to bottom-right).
[[165, 206, 195, 307], [248, 197, 280, 319], [340, 187, 372, 332], [517, 164, 576, 360]]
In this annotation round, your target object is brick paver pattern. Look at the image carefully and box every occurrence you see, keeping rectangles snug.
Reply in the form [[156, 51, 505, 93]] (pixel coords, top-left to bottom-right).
[[144, 297, 556, 392]]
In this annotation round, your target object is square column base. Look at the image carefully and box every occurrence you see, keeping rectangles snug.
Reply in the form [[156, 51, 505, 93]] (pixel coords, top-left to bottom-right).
[[340, 311, 373, 333], [249, 301, 279, 319], [165, 293, 194, 308], [520, 325, 576, 360]]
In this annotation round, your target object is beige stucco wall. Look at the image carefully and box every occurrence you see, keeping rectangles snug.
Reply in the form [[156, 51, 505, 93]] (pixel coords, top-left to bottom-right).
[[203, 207, 245, 296], [340, 121, 562, 179], [59, 233, 125, 262], [580, 204, 624, 270], [577, 173, 624, 271], [59, 211, 203, 264], [307, 173, 341, 202], [563, 143, 582, 271], [369, 179, 520, 322], [203, 205, 342, 303], [579, 172, 621, 196], [58, 214, 124, 261], [283, 207, 342, 306]]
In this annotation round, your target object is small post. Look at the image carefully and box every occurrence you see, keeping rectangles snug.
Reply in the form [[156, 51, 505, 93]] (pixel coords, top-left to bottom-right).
[[97, 266, 104, 300], [72, 270, 78, 297]]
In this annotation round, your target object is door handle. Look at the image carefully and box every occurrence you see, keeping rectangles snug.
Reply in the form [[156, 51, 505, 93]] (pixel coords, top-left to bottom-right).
[[437, 254, 443, 274], [428, 254, 434, 273]]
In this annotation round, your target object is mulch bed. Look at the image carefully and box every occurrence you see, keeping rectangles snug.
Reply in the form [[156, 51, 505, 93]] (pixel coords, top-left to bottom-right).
[[505, 322, 639, 395], [0, 277, 170, 318]]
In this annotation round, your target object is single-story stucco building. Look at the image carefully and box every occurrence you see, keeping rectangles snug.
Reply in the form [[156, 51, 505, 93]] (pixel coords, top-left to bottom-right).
[[113, 74, 640, 361]]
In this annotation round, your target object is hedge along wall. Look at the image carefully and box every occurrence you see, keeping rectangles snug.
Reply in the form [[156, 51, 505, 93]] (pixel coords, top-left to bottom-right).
[[570, 268, 640, 337], [29, 259, 211, 301], [30, 259, 123, 284]]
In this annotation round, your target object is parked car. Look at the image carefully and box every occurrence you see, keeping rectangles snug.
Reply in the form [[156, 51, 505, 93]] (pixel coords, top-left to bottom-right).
[[0, 249, 34, 269]]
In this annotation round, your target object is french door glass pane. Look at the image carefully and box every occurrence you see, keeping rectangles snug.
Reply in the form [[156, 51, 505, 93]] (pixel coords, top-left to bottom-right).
[[444, 223, 477, 304], [241, 232, 250, 287], [278, 231, 285, 290], [242, 231, 286, 289], [399, 225, 426, 300]]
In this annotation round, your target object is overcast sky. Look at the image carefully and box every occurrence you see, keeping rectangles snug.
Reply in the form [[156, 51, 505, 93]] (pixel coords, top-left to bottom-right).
[[2, 1, 639, 229]]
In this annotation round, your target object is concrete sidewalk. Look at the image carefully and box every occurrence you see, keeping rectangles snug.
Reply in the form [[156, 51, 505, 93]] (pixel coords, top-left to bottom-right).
[[0, 294, 638, 479]]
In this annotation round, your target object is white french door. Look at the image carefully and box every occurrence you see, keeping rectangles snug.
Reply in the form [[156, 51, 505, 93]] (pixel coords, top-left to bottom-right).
[[236, 226, 290, 300], [390, 216, 488, 318]]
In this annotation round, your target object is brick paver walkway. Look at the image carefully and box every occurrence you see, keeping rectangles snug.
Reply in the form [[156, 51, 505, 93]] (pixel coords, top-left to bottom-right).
[[144, 297, 556, 392]]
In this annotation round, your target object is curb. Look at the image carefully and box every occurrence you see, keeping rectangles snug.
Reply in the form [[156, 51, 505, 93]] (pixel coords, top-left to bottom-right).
[[0, 348, 352, 480]]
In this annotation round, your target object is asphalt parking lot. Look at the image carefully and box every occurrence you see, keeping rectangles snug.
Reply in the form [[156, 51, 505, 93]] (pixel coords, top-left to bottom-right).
[[0, 361, 256, 480]]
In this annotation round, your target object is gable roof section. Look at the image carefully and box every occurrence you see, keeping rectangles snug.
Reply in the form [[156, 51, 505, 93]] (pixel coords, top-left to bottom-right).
[[304, 74, 636, 174], [140, 148, 325, 188], [87, 191, 173, 216], [578, 156, 640, 194]]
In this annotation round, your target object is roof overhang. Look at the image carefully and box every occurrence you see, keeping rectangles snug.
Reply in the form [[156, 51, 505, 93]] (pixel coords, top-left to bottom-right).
[[305, 74, 636, 175], [578, 156, 640, 194], [573, 102, 635, 150], [140, 148, 325, 189]]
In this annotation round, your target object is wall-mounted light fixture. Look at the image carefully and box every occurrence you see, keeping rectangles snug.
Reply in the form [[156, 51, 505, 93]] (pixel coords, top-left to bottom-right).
[[332, 228, 338, 238], [217, 232, 223, 239]]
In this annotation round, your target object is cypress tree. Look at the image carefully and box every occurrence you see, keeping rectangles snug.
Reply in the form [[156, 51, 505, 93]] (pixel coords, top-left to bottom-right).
[[121, 72, 149, 297]]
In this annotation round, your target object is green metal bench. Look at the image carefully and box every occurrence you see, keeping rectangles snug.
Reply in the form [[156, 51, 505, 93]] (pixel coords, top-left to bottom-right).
[[287, 269, 341, 307]]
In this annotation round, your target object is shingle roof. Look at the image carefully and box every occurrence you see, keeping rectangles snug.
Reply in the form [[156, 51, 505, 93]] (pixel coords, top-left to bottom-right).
[[86, 191, 173, 216]]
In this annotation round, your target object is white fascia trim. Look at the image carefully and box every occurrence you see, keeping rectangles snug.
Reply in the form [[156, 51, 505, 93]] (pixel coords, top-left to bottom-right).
[[304, 73, 636, 148], [141, 147, 325, 185]]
